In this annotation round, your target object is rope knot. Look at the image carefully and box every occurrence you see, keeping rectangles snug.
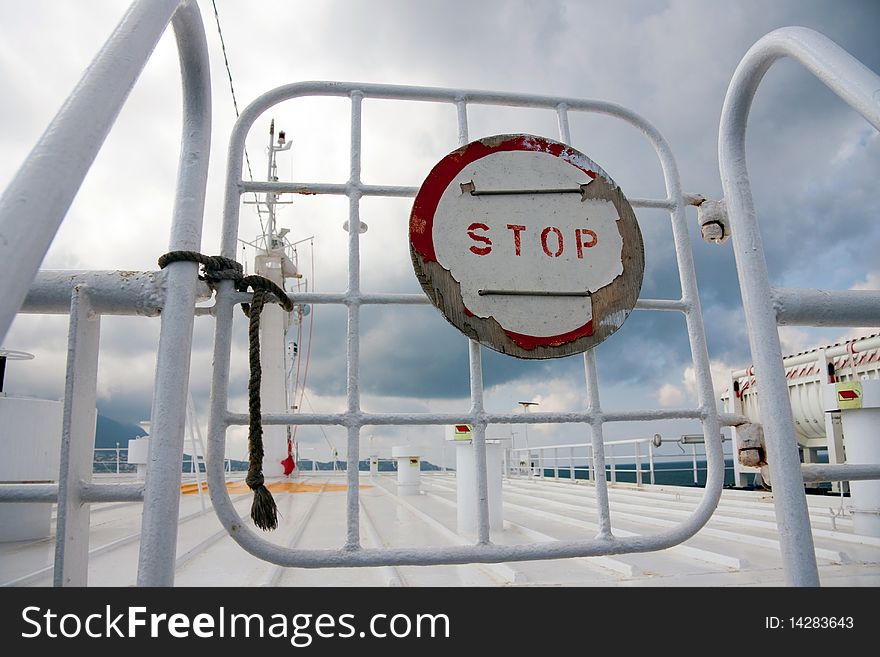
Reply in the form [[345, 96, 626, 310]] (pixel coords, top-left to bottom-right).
[[158, 251, 244, 285], [158, 250, 294, 532], [245, 472, 265, 489], [203, 255, 243, 284], [237, 275, 294, 313]]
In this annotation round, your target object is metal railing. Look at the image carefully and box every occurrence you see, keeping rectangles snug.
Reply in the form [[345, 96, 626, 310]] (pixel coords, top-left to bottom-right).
[[203, 77, 728, 570], [719, 27, 880, 585], [92, 447, 134, 475], [90, 448, 231, 475], [0, 0, 211, 586], [508, 435, 735, 487]]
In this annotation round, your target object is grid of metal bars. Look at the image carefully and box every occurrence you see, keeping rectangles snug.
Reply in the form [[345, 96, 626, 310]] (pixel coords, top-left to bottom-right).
[[204, 81, 727, 569]]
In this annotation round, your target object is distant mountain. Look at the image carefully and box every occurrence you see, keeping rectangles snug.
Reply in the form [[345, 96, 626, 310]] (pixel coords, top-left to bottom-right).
[[95, 414, 146, 448]]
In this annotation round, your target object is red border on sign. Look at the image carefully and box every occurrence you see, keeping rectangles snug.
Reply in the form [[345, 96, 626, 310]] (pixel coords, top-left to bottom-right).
[[502, 320, 594, 350], [410, 135, 598, 350]]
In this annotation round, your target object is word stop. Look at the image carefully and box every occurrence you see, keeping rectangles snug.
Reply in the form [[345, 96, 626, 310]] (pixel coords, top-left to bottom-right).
[[466, 222, 599, 258]]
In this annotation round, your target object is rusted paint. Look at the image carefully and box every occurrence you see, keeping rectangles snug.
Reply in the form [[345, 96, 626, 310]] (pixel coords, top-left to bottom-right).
[[736, 422, 767, 467], [739, 448, 764, 468], [410, 135, 644, 359]]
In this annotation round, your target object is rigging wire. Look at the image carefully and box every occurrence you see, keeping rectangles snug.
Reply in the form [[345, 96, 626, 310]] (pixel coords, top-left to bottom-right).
[[212, 2, 316, 465], [297, 240, 316, 414], [302, 390, 335, 458], [209, 0, 266, 236], [291, 239, 316, 443], [291, 281, 305, 407], [288, 309, 304, 402], [287, 244, 305, 405]]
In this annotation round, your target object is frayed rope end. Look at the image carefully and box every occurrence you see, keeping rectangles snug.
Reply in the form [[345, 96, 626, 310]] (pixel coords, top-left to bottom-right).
[[250, 485, 279, 531]]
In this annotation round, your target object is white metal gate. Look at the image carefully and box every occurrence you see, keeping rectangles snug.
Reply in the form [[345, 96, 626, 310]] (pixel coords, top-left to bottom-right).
[[202, 81, 727, 573]]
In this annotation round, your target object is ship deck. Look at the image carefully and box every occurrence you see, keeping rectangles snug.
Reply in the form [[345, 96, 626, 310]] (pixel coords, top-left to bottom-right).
[[2, 472, 879, 587]]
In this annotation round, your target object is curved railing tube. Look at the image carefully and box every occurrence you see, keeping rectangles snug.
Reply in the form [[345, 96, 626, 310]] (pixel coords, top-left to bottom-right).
[[0, 0, 196, 341], [136, 0, 212, 587], [0, 0, 212, 586], [719, 26, 880, 586]]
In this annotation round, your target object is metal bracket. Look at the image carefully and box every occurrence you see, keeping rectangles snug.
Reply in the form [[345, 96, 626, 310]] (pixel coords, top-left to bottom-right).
[[478, 289, 591, 297], [690, 196, 730, 244], [460, 180, 593, 201]]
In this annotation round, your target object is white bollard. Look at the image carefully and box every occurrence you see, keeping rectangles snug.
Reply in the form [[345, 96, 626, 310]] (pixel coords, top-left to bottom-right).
[[369, 454, 379, 477], [392, 446, 421, 496], [825, 378, 880, 536], [0, 396, 63, 542], [455, 439, 504, 535], [127, 436, 151, 482]]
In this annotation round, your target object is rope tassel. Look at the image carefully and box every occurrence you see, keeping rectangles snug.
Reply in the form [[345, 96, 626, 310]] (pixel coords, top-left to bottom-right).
[[158, 251, 293, 532], [249, 482, 279, 531], [244, 287, 278, 531]]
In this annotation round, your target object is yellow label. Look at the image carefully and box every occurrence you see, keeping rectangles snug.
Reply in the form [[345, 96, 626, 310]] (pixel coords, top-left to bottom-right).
[[453, 424, 473, 440], [835, 381, 862, 410]]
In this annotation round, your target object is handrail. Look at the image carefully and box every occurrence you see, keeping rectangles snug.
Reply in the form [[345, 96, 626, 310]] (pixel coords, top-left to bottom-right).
[[509, 436, 735, 487], [719, 26, 880, 586], [136, 0, 212, 587], [731, 334, 880, 378], [0, 0, 200, 341], [0, 0, 212, 587]]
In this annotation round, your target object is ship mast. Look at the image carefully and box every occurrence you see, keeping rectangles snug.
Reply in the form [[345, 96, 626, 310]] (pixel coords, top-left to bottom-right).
[[251, 120, 298, 477], [264, 119, 292, 250]]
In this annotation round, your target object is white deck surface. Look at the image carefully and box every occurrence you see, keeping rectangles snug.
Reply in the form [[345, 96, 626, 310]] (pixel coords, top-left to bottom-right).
[[2, 472, 879, 587]]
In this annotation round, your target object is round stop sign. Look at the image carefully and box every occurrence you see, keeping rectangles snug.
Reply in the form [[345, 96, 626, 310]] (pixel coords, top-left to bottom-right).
[[409, 134, 644, 359]]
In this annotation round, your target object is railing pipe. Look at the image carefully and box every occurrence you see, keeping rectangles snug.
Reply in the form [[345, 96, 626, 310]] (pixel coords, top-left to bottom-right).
[[136, 0, 212, 587], [0, 0, 188, 342], [720, 27, 880, 585]]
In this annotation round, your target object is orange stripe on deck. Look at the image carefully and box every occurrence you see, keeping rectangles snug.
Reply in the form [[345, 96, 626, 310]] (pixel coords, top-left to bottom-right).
[[180, 482, 209, 495], [181, 481, 370, 495]]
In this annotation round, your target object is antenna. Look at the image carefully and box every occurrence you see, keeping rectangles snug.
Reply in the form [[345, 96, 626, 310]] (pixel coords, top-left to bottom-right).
[[263, 118, 295, 251], [517, 400, 539, 457]]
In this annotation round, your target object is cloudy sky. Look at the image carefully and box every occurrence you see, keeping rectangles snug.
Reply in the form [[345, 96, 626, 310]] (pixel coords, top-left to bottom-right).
[[1, 0, 878, 466]]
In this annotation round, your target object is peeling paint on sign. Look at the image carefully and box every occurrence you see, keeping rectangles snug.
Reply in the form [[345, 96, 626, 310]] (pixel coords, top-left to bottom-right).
[[410, 134, 644, 359]]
